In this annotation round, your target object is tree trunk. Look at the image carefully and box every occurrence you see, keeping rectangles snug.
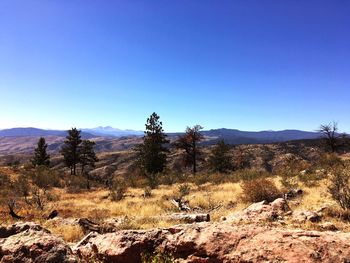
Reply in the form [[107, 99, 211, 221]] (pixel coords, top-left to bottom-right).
[[193, 141, 197, 174]]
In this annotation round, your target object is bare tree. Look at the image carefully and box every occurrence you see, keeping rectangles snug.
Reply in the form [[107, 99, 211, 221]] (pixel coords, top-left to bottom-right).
[[318, 122, 339, 152]]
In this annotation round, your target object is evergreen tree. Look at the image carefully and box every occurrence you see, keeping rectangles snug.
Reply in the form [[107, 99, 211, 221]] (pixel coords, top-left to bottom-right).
[[135, 112, 169, 187], [60, 128, 82, 175], [174, 125, 203, 174], [80, 140, 98, 188], [31, 137, 50, 167], [208, 140, 232, 173]]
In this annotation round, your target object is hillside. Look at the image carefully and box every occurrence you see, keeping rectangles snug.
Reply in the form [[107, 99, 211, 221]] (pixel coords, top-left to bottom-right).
[[0, 127, 325, 155]]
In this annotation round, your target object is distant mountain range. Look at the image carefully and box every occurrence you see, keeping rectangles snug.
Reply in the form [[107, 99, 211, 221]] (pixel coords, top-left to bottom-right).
[[0, 127, 326, 156], [200, 128, 323, 145], [0, 127, 323, 143], [82, 126, 144, 137], [0, 127, 143, 138]]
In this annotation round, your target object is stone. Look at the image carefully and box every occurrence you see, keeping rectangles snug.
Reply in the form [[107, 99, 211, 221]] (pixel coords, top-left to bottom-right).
[[0, 222, 77, 263], [74, 222, 350, 263]]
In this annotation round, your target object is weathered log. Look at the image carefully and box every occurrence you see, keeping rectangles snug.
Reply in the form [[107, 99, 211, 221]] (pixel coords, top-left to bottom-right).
[[78, 218, 117, 234], [170, 213, 210, 223]]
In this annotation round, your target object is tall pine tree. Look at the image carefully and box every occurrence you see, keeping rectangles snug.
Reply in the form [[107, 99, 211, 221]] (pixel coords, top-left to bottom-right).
[[31, 137, 50, 167], [135, 112, 169, 187], [60, 128, 82, 175]]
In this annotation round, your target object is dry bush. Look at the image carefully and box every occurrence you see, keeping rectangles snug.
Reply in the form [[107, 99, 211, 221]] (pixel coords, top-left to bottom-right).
[[177, 184, 191, 198], [237, 169, 268, 182], [241, 178, 281, 203], [66, 175, 88, 193], [191, 173, 210, 185], [298, 170, 326, 187], [110, 178, 127, 201], [317, 153, 343, 170], [328, 166, 350, 210], [49, 224, 84, 243], [30, 166, 61, 189], [143, 187, 152, 198], [323, 206, 350, 222]]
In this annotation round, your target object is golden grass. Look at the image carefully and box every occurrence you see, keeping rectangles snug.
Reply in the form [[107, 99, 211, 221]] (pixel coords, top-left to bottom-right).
[[2, 174, 350, 241]]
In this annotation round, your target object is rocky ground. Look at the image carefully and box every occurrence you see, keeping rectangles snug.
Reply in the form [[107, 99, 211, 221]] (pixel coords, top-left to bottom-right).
[[1, 198, 350, 263]]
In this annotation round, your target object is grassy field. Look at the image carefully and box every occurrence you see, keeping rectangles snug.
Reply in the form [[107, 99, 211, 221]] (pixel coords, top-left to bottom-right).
[[1, 169, 347, 243]]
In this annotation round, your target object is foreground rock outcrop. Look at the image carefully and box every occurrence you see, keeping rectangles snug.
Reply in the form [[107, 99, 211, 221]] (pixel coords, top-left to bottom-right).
[[0, 222, 76, 263], [75, 222, 350, 263], [2, 199, 350, 263]]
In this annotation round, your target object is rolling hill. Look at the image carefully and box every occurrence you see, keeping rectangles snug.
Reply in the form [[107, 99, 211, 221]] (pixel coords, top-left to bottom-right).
[[0, 127, 325, 155]]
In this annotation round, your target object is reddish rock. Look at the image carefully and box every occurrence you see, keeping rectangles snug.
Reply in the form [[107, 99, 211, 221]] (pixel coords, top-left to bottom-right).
[[0, 222, 77, 263], [75, 222, 350, 263], [226, 197, 290, 222]]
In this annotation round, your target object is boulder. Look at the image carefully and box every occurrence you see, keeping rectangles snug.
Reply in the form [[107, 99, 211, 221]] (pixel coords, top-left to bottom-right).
[[293, 210, 322, 223], [0, 222, 77, 263], [226, 198, 290, 222], [75, 222, 350, 263]]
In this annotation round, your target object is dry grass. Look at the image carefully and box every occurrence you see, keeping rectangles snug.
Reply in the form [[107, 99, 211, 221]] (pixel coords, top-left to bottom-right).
[[2, 171, 350, 242]]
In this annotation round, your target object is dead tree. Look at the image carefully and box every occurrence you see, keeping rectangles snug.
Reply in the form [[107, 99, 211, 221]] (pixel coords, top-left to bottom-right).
[[318, 122, 339, 152]]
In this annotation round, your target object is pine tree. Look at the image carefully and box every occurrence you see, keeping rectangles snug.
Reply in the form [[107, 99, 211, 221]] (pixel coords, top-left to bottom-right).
[[80, 140, 98, 173], [31, 137, 50, 167], [60, 128, 82, 175], [135, 112, 169, 187], [174, 125, 203, 174], [208, 140, 232, 173]]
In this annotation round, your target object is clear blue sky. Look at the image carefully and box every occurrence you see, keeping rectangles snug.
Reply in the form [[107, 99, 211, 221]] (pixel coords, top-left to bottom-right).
[[0, 1, 349, 132]]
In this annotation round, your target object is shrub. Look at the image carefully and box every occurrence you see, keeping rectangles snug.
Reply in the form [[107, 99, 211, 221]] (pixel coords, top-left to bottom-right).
[[323, 206, 350, 221], [237, 169, 268, 182], [177, 184, 191, 197], [30, 166, 61, 189], [241, 178, 281, 203], [317, 153, 343, 170], [141, 251, 174, 263], [66, 175, 87, 193], [298, 169, 326, 187], [143, 187, 152, 198], [109, 178, 127, 201], [328, 166, 350, 210]]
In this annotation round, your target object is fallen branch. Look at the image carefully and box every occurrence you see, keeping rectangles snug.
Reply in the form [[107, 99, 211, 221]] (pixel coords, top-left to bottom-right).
[[8, 200, 24, 220]]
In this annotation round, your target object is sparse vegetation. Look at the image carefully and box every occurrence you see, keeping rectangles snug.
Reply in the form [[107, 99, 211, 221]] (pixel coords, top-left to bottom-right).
[[328, 164, 350, 210], [208, 140, 233, 173], [241, 178, 281, 203]]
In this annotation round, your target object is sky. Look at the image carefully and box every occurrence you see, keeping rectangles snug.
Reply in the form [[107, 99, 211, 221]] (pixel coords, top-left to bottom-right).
[[0, 0, 349, 132]]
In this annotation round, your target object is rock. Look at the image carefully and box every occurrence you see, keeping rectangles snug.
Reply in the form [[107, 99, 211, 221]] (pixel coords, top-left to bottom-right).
[[0, 221, 49, 238], [74, 222, 350, 263], [293, 210, 322, 223], [226, 198, 290, 222], [0, 222, 77, 262]]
